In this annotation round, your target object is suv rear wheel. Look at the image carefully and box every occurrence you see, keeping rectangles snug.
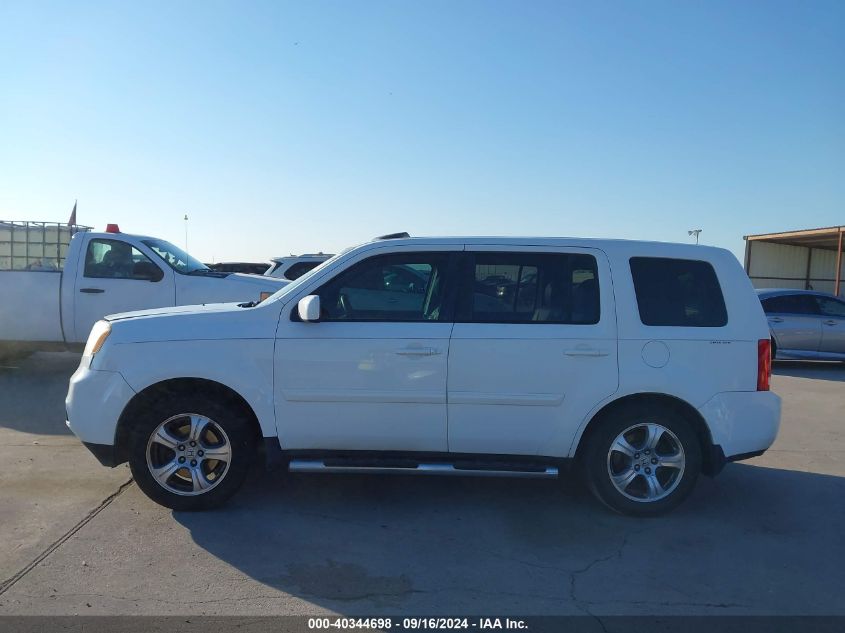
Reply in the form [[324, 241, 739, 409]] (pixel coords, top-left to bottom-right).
[[581, 403, 702, 516], [128, 395, 255, 511]]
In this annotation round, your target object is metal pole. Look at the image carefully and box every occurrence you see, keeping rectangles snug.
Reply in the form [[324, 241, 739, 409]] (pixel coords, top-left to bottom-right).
[[184, 214, 189, 252], [835, 229, 843, 297], [804, 247, 813, 290]]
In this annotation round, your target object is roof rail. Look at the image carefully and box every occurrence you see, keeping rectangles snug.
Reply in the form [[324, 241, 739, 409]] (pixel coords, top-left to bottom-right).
[[374, 232, 410, 240]]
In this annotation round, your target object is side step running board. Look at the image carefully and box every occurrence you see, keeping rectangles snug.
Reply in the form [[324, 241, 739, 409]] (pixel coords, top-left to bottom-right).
[[288, 459, 559, 479]]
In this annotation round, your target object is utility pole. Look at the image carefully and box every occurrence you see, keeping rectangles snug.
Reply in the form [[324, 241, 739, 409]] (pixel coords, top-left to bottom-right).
[[688, 229, 702, 245], [184, 214, 189, 251]]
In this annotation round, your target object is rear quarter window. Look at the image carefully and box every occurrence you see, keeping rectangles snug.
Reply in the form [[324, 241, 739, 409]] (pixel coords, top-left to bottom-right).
[[285, 261, 321, 280], [630, 257, 727, 327]]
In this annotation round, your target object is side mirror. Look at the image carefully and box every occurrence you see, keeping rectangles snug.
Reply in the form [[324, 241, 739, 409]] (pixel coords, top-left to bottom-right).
[[297, 295, 321, 322]]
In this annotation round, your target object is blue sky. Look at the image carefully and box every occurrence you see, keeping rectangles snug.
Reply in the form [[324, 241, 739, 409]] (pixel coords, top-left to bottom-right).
[[1, 0, 843, 263]]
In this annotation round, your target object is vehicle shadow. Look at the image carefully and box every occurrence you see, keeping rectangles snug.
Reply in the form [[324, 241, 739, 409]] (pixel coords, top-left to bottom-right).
[[173, 463, 845, 615], [0, 351, 80, 435], [773, 360, 845, 382]]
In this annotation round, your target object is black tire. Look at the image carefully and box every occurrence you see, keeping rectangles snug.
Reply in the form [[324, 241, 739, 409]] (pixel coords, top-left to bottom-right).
[[581, 403, 702, 517], [127, 394, 256, 511]]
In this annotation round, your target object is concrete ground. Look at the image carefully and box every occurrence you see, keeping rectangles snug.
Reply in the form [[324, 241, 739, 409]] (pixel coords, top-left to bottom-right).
[[0, 352, 843, 616]]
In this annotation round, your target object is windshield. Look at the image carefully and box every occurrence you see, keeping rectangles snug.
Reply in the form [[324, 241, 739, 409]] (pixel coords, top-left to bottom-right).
[[141, 239, 209, 274]]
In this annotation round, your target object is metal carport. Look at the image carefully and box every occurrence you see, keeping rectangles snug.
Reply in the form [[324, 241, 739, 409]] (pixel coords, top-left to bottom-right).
[[744, 225, 844, 297]]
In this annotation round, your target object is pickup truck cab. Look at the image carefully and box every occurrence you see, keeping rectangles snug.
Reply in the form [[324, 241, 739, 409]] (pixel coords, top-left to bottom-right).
[[66, 234, 781, 516], [0, 225, 286, 354]]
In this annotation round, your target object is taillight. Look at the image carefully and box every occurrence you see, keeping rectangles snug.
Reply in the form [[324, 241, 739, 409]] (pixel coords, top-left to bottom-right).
[[757, 339, 771, 391]]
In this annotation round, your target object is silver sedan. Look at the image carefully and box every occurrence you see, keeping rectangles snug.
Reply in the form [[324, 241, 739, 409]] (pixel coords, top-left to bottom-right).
[[757, 289, 845, 361]]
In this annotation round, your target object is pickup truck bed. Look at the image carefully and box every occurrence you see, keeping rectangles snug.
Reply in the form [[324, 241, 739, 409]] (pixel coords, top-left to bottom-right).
[[0, 271, 64, 342]]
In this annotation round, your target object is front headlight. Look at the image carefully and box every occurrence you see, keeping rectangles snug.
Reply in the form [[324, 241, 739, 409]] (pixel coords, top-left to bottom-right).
[[83, 320, 112, 360]]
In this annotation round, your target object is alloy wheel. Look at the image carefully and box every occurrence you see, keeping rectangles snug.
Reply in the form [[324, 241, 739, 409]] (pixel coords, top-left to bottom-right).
[[606, 422, 685, 502], [145, 413, 232, 496]]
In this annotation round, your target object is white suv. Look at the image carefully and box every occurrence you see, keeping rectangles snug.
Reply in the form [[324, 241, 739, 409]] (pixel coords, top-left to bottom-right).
[[66, 235, 780, 515], [265, 254, 332, 281]]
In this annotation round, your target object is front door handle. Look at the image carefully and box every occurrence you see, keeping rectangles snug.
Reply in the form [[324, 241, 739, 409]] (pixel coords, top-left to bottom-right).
[[395, 347, 440, 356], [79, 288, 105, 294], [564, 349, 609, 357], [823, 320, 838, 326], [768, 317, 783, 323]]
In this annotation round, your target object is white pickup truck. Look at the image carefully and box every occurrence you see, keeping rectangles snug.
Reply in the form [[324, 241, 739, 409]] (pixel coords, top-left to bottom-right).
[[0, 222, 286, 358]]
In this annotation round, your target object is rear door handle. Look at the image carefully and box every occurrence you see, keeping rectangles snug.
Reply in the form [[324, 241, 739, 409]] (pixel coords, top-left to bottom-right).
[[768, 317, 783, 323], [823, 320, 838, 326], [395, 347, 440, 356], [564, 349, 609, 357], [79, 288, 105, 294]]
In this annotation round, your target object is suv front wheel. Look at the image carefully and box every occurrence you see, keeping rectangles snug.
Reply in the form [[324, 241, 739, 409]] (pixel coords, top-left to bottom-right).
[[128, 395, 255, 511], [581, 403, 702, 516]]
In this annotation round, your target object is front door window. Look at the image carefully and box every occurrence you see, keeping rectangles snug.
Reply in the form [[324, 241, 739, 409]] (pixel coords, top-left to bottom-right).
[[316, 253, 452, 322]]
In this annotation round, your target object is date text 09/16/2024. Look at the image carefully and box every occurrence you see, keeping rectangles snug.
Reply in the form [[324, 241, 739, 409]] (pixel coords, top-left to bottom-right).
[[307, 618, 528, 630]]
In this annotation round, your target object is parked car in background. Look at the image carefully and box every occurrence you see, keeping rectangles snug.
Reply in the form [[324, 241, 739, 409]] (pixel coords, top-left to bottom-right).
[[206, 262, 271, 275], [757, 289, 845, 361], [0, 222, 287, 360], [265, 253, 333, 280], [66, 233, 780, 516]]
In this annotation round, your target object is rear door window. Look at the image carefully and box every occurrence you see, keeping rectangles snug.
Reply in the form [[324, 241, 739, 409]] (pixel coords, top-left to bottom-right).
[[630, 257, 727, 327], [460, 252, 600, 324]]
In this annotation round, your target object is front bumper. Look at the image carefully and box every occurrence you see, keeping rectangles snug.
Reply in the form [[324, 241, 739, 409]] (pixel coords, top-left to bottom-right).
[[698, 390, 781, 460], [66, 363, 136, 463]]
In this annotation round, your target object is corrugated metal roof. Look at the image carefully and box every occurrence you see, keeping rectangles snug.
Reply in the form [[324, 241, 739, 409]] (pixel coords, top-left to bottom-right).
[[744, 225, 844, 250]]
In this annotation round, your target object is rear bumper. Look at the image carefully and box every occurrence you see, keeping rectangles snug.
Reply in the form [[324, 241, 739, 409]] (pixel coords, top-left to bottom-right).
[[698, 390, 781, 461], [66, 363, 136, 453]]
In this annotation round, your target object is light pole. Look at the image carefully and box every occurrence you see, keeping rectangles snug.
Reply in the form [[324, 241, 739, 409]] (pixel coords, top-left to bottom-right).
[[688, 229, 702, 245], [184, 214, 189, 251]]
